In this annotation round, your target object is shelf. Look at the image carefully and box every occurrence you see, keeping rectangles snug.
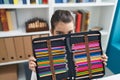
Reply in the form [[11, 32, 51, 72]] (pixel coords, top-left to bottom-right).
[[0, 4, 49, 9], [100, 31, 108, 36], [0, 60, 28, 66], [54, 2, 115, 7], [0, 29, 50, 38]]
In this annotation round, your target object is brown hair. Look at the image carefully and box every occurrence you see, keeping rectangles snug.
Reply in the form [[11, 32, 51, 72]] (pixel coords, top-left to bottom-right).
[[51, 10, 74, 32]]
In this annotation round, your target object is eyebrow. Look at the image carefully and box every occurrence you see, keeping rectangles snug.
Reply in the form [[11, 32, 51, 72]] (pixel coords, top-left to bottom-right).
[[56, 31, 64, 34]]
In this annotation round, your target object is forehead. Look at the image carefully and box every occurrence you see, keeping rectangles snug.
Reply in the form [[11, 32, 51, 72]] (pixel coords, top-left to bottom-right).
[[54, 21, 74, 31]]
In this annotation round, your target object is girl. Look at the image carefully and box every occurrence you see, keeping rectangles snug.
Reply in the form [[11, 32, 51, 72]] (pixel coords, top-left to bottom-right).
[[29, 10, 108, 80]]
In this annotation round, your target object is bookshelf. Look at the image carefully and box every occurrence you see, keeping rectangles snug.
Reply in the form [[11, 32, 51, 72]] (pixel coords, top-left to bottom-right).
[[0, 60, 28, 66], [0, 0, 118, 79], [53, 0, 118, 52]]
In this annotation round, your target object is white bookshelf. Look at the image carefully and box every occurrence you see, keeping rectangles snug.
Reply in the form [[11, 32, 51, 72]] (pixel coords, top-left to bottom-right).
[[0, 0, 118, 79], [0, 30, 50, 37], [0, 4, 49, 9], [53, 2, 115, 7], [0, 0, 118, 64], [53, 0, 117, 53], [0, 60, 28, 66]]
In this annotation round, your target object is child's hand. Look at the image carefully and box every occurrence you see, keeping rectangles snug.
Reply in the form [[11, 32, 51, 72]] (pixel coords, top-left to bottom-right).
[[29, 56, 36, 72], [101, 54, 108, 65]]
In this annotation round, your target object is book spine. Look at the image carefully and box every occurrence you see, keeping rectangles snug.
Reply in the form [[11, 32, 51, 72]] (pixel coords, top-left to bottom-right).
[[55, 0, 62, 3], [30, 0, 36, 4], [0, 19, 3, 31], [36, 0, 39, 4], [13, 0, 19, 4], [6, 10, 13, 31], [22, 0, 27, 4], [27, 0, 30, 5], [10, 10, 18, 30], [68, 0, 75, 3], [84, 11, 90, 31], [75, 12, 82, 32], [3, 0, 9, 4], [38, 0, 42, 4], [18, 0, 23, 4], [42, 0, 48, 4], [9, 0, 13, 4], [0, 9, 9, 31], [0, 0, 4, 4], [63, 0, 68, 3]]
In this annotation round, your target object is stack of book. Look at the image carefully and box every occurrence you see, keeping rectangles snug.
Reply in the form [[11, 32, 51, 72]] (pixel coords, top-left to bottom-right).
[[72, 9, 90, 33], [0, 0, 48, 5], [0, 9, 17, 31]]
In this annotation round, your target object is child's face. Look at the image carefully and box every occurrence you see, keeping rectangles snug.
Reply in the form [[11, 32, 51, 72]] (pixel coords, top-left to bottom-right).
[[52, 21, 75, 36]]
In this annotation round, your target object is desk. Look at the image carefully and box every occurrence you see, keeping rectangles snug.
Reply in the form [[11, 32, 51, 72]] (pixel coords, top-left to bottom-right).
[[96, 74, 120, 80]]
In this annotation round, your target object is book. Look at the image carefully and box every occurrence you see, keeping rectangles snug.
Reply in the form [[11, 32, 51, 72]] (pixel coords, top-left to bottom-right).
[[30, 0, 36, 4], [13, 0, 19, 4], [55, 0, 63, 3], [42, 0, 48, 4], [62, 0, 68, 3], [6, 10, 13, 31], [9, 0, 13, 4], [68, 0, 75, 3], [0, 0, 4, 4], [22, 0, 27, 4], [0, 9, 9, 31], [18, 0, 23, 4], [10, 9, 18, 30], [27, 0, 30, 5], [0, 19, 3, 31], [78, 9, 89, 32], [38, 0, 42, 4], [3, 0, 9, 4], [32, 31, 105, 80], [84, 9, 90, 32], [75, 11, 82, 32]]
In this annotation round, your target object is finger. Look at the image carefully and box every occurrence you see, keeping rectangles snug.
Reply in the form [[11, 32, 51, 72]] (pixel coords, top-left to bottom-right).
[[101, 56, 108, 60], [103, 62, 107, 66], [102, 54, 108, 59], [29, 65, 36, 72], [29, 61, 36, 66], [29, 56, 36, 61], [101, 58, 108, 62]]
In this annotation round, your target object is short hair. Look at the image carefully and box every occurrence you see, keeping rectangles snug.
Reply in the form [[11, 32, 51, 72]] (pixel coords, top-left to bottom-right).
[[51, 10, 74, 31]]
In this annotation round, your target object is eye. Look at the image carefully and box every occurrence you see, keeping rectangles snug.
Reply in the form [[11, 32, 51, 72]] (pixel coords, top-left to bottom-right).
[[56, 31, 64, 35], [68, 30, 73, 34]]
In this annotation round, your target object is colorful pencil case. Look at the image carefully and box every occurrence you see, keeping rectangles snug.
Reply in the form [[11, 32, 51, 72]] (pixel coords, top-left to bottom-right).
[[32, 31, 105, 80]]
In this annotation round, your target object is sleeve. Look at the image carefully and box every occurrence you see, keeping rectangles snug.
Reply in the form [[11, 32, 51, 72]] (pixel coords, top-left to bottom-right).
[[31, 71, 37, 80]]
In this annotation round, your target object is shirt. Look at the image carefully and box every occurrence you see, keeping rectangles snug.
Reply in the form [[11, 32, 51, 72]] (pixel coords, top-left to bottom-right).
[[31, 71, 37, 80]]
